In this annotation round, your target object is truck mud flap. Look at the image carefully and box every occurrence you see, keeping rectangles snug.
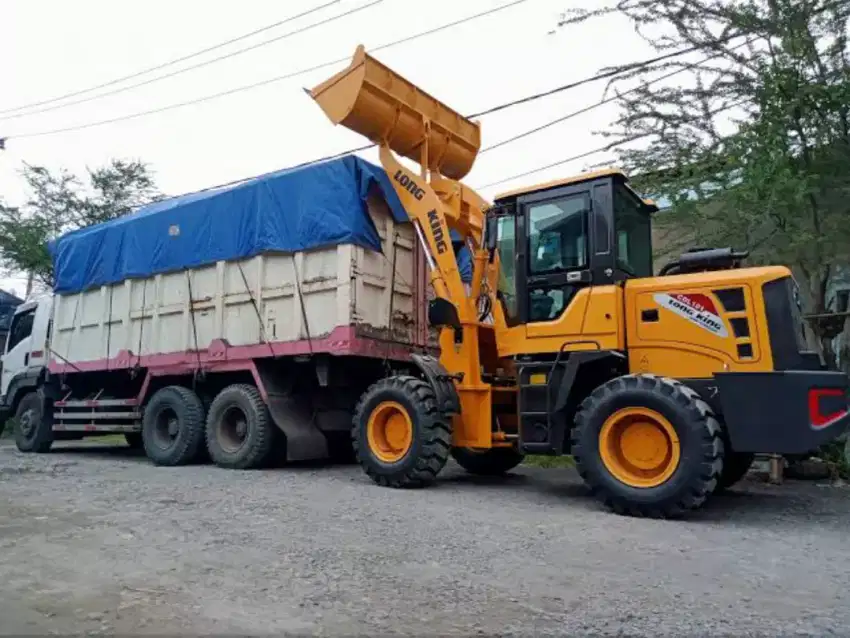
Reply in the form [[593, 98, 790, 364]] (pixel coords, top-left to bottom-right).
[[255, 361, 329, 462]]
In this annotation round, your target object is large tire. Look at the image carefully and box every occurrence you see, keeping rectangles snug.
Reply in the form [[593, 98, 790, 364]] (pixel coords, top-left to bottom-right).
[[353, 375, 451, 488], [451, 447, 524, 476], [14, 391, 53, 453], [717, 452, 755, 491], [572, 374, 724, 519], [205, 384, 276, 470], [142, 386, 205, 466]]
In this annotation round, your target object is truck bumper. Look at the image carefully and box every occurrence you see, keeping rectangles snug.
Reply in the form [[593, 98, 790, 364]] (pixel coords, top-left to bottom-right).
[[713, 370, 850, 454]]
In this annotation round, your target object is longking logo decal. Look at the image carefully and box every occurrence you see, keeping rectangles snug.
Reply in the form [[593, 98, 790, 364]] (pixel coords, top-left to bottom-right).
[[653, 292, 728, 338]]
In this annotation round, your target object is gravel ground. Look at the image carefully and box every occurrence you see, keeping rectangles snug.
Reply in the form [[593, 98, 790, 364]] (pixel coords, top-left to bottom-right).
[[1, 439, 849, 636]]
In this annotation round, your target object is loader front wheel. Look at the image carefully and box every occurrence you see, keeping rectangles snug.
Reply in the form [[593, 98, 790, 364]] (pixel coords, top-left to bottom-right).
[[451, 447, 524, 476], [572, 374, 724, 519], [353, 375, 451, 488]]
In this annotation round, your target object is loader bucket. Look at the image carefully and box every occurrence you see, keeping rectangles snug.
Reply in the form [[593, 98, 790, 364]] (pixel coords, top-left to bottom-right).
[[309, 45, 481, 180]]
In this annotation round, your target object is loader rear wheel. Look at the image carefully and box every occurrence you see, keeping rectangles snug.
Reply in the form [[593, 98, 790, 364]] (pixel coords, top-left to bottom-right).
[[142, 386, 205, 466], [206, 384, 276, 470], [717, 452, 755, 491], [572, 374, 724, 519], [353, 375, 451, 488], [451, 447, 524, 476]]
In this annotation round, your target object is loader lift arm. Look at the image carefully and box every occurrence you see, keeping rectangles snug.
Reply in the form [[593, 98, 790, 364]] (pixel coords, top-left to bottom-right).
[[310, 44, 503, 450]]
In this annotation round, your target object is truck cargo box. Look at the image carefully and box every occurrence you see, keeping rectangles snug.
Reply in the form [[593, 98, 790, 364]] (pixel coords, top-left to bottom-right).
[[46, 156, 451, 373]]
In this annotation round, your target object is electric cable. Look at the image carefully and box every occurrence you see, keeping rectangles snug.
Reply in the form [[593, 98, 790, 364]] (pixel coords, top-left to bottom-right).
[[476, 96, 753, 190], [0, 0, 342, 116], [479, 39, 753, 154], [5, 0, 533, 140], [0, 0, 382, 122]]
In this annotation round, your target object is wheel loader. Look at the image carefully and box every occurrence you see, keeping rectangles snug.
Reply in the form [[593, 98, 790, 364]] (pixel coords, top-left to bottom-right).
[[309, 45, 850, 517]]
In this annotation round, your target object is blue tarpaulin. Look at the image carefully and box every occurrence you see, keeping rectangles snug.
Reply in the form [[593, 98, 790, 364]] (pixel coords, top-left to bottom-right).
[[50, 155, 473, 295]]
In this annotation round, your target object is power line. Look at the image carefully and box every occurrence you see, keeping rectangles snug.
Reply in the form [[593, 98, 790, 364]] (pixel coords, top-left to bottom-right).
[[0, 0, 342, 117], [6, 0, 533, 141], [476, 97, 753, 191], [0, 0, 382, 122], [157, 32, 753, 201], [479, 39, 753, 154], [465, 32, 746, 119]]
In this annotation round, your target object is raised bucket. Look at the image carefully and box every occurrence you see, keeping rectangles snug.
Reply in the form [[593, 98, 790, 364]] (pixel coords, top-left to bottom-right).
[[309, 45, 481, 181]]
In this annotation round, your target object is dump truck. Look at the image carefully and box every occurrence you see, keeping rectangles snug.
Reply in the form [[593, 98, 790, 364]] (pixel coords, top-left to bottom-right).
[[0, 157, 473, 468], [306, 45, 850, 517]]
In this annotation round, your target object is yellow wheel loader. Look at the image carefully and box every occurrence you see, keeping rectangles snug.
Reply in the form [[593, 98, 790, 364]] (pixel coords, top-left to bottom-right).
[[309, 46, 850, 517]]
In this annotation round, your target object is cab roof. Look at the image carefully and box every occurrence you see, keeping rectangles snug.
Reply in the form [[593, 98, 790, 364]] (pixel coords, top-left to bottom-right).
[[494, 168, 658, 211]]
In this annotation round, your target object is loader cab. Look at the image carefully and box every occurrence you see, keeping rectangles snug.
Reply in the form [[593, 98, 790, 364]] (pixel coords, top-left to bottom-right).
[[489, 169, 657, 326]]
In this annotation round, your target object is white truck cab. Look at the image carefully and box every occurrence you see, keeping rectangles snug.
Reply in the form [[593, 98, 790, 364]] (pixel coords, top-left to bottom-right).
[[0, 294, 53, 431]]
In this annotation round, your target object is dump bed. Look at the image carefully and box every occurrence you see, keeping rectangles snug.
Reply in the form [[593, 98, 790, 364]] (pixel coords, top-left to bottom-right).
[[47, 156, 442, 373]]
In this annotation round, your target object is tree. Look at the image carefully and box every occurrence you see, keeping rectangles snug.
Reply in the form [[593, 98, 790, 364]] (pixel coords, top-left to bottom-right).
[[560, 0, 850, 365], [0, 160, 160, 289]]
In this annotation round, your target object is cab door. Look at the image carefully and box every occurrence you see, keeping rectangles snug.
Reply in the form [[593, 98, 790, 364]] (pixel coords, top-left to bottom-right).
[[1, 305, 36, 398]]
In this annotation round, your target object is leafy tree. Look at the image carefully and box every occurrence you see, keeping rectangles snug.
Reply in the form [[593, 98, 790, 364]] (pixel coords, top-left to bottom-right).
[[560, 0, 850, 365], [0, 160, 160, 289]]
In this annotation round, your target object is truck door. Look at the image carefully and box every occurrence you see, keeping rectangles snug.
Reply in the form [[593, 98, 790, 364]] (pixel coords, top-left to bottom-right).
[[1, 306, 36, 397]]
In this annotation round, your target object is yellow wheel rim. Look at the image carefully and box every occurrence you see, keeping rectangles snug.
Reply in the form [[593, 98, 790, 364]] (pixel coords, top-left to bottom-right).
[[598, 407, 680, 488], [366, 401, 413, 463]]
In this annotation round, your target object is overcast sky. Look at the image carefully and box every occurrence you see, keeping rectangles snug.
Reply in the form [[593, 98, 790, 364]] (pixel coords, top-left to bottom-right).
[[0, 0, 659, 298]]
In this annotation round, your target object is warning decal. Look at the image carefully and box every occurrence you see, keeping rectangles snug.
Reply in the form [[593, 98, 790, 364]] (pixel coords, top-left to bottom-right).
[[652, 292, 728, 338]]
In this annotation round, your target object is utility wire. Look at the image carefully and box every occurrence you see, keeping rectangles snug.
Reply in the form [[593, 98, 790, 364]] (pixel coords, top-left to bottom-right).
[[0, 0, 342, 117], [169, 33, 755, 199], [6, 0, 533, 140], [0, 0, 382, 122], [476, 97, 753, 190], [479, 39, 752, 154]]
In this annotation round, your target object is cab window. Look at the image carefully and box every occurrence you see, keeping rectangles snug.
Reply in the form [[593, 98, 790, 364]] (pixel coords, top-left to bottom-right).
[[613, 183, 653, 277], [495, 216, 519, 325], [527, 194, 589, 274], [7, 308, 35, 352]]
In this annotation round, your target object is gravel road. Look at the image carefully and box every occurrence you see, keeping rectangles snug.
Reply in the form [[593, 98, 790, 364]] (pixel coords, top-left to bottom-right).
[[1, 439, 849, 636]]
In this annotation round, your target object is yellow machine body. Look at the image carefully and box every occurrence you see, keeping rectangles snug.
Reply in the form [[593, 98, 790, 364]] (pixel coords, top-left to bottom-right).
[[309, 45, 850, 518]]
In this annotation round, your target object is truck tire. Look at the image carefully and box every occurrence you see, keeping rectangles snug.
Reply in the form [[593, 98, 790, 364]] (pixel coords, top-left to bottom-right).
[[451, 447, 524, 475], [572, 374, 724, 519], [142, 386, 205, 466], [717, 452, 755, 491], [205, 384, 276, 470], [352, 375, 451, 488], [14, 391, 53, 453]]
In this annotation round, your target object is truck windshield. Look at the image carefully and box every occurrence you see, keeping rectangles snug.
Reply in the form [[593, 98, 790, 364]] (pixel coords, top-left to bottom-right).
[[613, 183, 653, 277]]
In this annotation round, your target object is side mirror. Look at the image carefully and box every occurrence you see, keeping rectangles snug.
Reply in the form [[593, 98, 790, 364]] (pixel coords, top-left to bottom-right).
[[485, 212, 499, 254]]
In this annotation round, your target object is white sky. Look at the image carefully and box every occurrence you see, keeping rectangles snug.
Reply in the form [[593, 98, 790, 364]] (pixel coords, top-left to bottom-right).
[[0, 0, 660, 298]]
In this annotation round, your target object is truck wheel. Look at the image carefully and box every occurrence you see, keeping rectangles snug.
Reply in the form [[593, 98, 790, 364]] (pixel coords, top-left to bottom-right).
[[15, 391, 53, 453], [451, 447, 524, 475], [352, 375, 451, 488], [205, 384, 276, 469], [717, 452, 755, 491], [572, 374, 724, 519], [142, 386, 205, 466]]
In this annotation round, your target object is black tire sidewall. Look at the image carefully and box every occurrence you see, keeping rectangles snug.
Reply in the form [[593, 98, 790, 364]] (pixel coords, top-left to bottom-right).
[[577, 381, 709, 507], [142, 387, 203, 465], [14, 392, 51, 452], [354, 383, 432, 479], [205, 385, 273, 469]]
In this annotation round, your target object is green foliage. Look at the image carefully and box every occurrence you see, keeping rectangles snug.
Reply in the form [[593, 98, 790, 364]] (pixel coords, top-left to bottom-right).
[[560, 0, 850, 358], [0, 160, 161, 288]]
